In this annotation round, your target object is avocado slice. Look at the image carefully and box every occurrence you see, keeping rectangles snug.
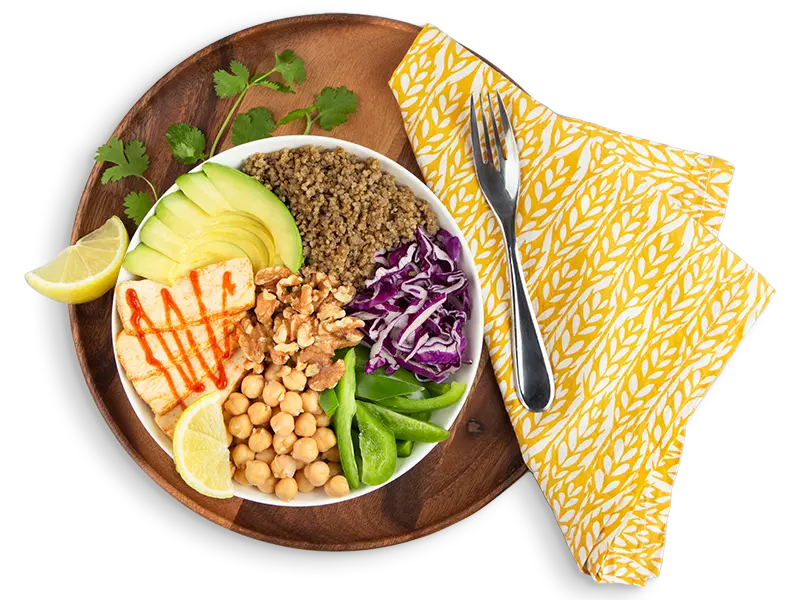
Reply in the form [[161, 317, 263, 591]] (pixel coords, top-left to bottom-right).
[[176, 172, 231, 216], [190, 228, 270, 271], [203, 163, 303, 271], [181, 240, 249, 270], [122, 244, 178, 285], [139, 216, 187, 263], [156, 191, 211, 237]]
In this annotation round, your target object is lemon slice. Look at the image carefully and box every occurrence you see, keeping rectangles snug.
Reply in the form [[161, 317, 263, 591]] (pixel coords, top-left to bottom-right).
[[25, 216, 130, 304], [172, 391, 233, 499]]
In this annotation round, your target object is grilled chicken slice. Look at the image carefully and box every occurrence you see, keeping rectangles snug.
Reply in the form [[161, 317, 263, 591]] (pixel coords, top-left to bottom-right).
[[130, 346, 248, 416], [154, 349, 248, 437], [116, 258, 254, 334], [116, 313, 245, 381]]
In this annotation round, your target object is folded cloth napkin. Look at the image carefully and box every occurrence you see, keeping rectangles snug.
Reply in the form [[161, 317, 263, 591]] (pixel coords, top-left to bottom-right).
[[389, 25, 774, 586]]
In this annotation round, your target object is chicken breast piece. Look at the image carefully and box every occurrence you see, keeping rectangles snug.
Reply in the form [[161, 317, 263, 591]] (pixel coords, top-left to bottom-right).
[[116, 313, 245, 381], [116, 258, 255, 334], [154, 351, 248, 438], [130, 346, 248, 416]]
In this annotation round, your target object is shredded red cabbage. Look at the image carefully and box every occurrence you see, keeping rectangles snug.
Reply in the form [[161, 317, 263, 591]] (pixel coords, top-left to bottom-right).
[[349, 227, 471, 383]]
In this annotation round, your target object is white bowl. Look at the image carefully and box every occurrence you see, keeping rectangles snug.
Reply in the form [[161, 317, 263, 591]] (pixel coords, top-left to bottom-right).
[[112, 135, 484, 506]]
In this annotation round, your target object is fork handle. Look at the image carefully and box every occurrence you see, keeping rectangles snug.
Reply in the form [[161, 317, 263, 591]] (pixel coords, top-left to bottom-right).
[[505, 238, 554, 412]]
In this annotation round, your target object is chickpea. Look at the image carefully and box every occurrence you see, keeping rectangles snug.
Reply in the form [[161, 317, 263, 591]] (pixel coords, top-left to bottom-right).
[[275, 477, 298, 501], [255, 447, 276, 464], [324, 475, 350, 498], [327, 462, 343, 477], [233, 467, 250, 486], [322, 447, 340, 462], [247, 402, 272, 426], [224, 392, 250, 416], [301, 390, 321, 414], [245, 460, 270, 486], [248, 428, 272, 453], [315, 413, 331, 427], [273, 432, 298, 455], [271, 455, 297, 479], [229, 462, 236, 478], [231, 443, 255, 467], [222, 409, 233, 425], [264, 362, 283, 382], [304, 461, 330, 487], [292, 438, 319, 464], [256, 474, 278, 494], [280, 391, 303, 416], [282, 368, 307, 392], [312, 427, 337, 453], [241, 374, 265, 399], [262, 380, 286, 407], [270, 412, 295, 436], [226, 431, 233, 447], [294, 413, 317, 438], [294, 469, 315, 493], [228, 414, 253, 440]]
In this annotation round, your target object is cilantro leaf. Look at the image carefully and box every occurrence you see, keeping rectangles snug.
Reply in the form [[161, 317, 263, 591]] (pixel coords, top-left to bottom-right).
[[278, 108, 311, 125], [231, 108, 276, 145], [165, 123, 207, 164], [315, 86, 359, 130], [213, 60, 250, 98], [273, 50, 306, 86], [123, 191, 152, 225], [252, 78, 293, 94], [95, 137, 150, 184]]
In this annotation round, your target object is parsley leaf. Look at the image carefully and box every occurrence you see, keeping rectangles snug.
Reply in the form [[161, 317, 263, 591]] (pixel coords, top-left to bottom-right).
[[95, 137, 150, 183], [278, 108, 311, 125], [231, 108, 276, 145], [280, 86, 359, 134], [123, 191, 153, 225], [213, 60, 250, 98], [315, 86, 359, 130], [252, 79, 293, 94], [273, 50, 306, 86], [165, 123, 207, 164]]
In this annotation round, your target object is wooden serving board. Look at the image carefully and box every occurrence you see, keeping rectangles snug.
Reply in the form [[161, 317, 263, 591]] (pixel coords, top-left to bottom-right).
[[69, 13, 527, 550]]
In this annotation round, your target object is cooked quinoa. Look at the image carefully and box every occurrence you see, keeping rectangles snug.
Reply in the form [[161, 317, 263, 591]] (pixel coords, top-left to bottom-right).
[[241, 146, 438, 287]]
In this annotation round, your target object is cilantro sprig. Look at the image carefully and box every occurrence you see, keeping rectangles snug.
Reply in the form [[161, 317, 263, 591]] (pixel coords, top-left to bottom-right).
[[231, 107, 277, 146], [166, 51, 306, 165], [279, 86, 359, 135], [95, 137, 159, 225]]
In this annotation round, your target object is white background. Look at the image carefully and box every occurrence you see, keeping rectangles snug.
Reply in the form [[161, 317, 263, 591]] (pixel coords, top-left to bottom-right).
[[0, 0, 800, 600]]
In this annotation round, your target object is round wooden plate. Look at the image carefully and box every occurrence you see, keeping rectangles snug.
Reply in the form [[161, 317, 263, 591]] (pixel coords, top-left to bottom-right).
[[69, 13, 527, 550]]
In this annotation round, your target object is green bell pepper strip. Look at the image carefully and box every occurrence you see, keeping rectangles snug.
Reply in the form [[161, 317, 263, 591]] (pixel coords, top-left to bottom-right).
[[425, 382, 450, 396], [319, 388, 339, 416], [354, 401, 397, 486], [373, 382, 467, 414], [355, 372, 426, 401], [360, 401, 450, 443], [334, 349, 360, 490], [351, 430, 363, 476], [408, 410, 432, 421], [396, 439, 414, 458]]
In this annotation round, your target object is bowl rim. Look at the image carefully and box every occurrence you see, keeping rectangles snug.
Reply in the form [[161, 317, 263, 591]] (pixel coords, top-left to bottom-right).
[[111, 134, 484, 507]]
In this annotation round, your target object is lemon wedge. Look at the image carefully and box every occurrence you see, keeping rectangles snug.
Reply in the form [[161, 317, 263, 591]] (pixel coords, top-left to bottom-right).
[[172, 391, 234, 499], [25, 216, 129, 304]]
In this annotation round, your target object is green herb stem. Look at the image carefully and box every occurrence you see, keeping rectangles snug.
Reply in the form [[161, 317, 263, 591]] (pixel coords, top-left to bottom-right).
[[303, 113, 315, 135], [140, 176, 158, 202], [209, 87, 250, 157]]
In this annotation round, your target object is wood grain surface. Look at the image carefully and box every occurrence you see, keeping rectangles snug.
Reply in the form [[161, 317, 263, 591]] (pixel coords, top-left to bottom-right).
[[69, 13, 527, 550]]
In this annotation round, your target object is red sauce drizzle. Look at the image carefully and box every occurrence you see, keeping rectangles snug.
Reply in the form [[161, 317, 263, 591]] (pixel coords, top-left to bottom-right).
[[125, 270, 237, 406]]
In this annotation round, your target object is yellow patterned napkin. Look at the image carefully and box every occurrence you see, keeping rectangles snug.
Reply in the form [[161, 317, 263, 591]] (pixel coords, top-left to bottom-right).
[[390, 25, 773, 586]]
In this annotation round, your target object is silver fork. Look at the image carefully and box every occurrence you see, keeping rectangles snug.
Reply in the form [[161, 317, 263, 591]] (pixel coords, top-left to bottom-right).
[[470, 92, 554, 412]]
